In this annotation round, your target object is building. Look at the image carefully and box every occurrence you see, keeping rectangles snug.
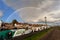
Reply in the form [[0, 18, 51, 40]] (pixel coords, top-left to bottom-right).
[[1, 20, 49, 30]]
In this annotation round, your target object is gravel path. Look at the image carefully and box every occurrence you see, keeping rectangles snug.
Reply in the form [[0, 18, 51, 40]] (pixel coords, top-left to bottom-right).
[[40, 27, 60, 40]]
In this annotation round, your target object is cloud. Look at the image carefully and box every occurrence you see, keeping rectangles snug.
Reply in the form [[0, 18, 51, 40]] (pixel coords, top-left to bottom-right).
[[12, 7, 59, 23], [3, 0, 60, 24], [3, 0, 55, 9]]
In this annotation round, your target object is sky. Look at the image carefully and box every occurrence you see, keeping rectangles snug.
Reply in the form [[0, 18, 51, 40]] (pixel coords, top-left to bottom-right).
[[0, 0, 23, 22], [0, 0, 60, 25]]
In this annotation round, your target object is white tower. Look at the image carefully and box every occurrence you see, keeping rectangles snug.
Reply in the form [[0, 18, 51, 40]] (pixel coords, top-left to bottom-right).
[[0, 20, 2, 27]]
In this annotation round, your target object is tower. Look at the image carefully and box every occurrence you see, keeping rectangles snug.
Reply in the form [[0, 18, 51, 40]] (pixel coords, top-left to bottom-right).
[[44, 16, 47, 26], [0, 20, 2, 27]]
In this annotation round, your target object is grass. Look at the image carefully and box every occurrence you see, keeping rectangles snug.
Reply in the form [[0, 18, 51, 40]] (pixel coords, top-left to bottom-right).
[[24, 28, 52, 40]]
